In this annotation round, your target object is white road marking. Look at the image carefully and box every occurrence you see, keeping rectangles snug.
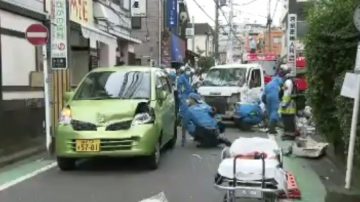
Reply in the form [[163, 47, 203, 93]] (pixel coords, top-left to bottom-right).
[[0, 162, 57, 192], [26, 32, 48, 38]]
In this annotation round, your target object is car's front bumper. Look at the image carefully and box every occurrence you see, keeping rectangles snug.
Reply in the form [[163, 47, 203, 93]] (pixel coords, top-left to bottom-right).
[[55, 124, 159, 158]]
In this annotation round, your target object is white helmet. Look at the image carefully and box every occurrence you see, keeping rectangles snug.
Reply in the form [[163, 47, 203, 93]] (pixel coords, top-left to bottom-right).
[[280, 64, 290, 71], [180, 66, 186, 71]]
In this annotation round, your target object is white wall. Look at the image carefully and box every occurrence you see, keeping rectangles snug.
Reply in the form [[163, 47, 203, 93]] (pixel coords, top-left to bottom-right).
[[70, 51, 89, 86], [0, 9, 42, 33], [187, 35, 213, 56], [0, 9, 44, 100], [98, 42, 116, 67], [1, 35, 36, 86], [2, 0, 45, 14]]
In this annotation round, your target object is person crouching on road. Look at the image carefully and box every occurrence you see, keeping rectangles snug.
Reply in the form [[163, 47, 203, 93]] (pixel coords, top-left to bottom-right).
[[262, 76, 284, 134], [183, 93, 231, 148], [279, 66, 297, 139], [177, 66, 193, 147]]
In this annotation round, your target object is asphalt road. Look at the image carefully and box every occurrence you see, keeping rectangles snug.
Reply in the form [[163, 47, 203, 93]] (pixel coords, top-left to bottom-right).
[[0, 127, 270, 202]]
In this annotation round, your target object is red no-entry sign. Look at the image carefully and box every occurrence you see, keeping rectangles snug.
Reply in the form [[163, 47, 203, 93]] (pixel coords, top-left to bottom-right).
[[26, 24, 49, 46]]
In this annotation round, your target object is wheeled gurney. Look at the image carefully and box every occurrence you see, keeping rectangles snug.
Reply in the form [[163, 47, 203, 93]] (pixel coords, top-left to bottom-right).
[[214, 137, 288, 202]]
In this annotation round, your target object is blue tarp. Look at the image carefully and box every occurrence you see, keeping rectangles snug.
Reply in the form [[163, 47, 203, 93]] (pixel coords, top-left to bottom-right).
[[234, 104, 264, 125]]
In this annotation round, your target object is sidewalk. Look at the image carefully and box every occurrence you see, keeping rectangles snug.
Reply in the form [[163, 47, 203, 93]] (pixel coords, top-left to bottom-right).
[[272, 134, 360, 202], [0, 136, 46, 168]]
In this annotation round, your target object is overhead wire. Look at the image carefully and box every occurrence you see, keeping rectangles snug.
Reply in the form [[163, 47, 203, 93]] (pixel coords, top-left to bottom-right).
[[191, 0, 242, 44], [212, 0, 242, 43]]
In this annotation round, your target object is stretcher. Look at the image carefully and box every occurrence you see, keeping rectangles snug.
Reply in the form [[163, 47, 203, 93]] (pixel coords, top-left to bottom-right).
[[214, 137, 288, 202]]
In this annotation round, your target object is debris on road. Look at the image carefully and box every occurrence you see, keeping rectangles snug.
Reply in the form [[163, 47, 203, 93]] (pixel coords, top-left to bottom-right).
[[139, 192, 168, 202], [292, 137, 328, 158]]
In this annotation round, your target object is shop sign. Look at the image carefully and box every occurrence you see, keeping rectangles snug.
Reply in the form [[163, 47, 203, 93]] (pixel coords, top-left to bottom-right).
[[167, 0, 178, 29], [51, 0, 68, 69], [287, 14, 297, 75], [130, 0, 147, 17], [69, 0, 93, 26]]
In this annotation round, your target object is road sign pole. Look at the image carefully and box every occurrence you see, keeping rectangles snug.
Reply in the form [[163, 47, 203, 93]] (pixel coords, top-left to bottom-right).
[[42, 45, 51, 153], [345, 43, 360, 189]]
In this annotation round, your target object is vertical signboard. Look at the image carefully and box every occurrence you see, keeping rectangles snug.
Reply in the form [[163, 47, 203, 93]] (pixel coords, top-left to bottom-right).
[[287, 14, 297, 75], [69, 0, 93, 26], [167, 0, 178, 29], [51, 0, 68, 69], [171, 33, 185, 63], [130, 0, 147, 17]]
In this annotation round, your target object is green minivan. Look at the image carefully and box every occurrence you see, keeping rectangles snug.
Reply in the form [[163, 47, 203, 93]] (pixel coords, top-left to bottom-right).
[[55, 66, 177, 171]]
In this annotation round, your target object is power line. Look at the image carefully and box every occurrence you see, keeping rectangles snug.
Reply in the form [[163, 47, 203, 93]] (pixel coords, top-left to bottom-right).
[[234, 0, 259, 6], [191, 0, 215, 22], [213, 0, 242, 43], [191, 0, 241, 44]]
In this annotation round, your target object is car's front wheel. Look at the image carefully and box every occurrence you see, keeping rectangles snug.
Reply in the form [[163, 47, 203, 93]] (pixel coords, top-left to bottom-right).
[[145, 141, 161, 170], [57, 157, 76, 171]]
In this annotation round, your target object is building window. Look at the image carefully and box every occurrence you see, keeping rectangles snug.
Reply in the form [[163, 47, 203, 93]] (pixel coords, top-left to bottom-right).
[[131, 17, 142, 29], [112, 0, 120, 5]]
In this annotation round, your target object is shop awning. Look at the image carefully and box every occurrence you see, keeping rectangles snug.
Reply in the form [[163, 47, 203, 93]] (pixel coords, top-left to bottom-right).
[[93, 2, 141, 44], [81, 25, 117, 45], [171, 34, 186, 63]]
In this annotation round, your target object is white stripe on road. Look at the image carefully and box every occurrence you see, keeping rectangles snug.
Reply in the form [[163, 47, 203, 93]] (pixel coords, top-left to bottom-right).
[[26, 32, 48, 38], [0, 162, 57, 192]]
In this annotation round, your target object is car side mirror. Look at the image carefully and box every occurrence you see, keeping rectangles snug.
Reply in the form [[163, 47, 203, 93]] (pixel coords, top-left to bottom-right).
[[64, 91, 75, 102]]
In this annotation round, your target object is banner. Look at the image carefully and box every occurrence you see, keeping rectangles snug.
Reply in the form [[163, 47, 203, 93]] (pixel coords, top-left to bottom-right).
[[51, 0, 68, 69], [69, 0, 93, 26], [287, 14, 297, 75], [167, 0, 178, 29], [171, 33, 185, 63]]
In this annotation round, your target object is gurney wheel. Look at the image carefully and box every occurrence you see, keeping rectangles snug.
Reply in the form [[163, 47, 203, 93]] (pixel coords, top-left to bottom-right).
[[223, 191, 236, 202]]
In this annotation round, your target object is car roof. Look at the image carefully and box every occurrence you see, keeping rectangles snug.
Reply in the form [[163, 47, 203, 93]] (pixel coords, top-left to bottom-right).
[[90, 66, 161, 73], [210, 63, 261, 69]]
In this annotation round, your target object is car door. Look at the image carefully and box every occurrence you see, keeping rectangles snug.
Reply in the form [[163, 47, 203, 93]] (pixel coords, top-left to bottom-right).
[[159, 73, 175, 143], [248, 68, 263, 100]]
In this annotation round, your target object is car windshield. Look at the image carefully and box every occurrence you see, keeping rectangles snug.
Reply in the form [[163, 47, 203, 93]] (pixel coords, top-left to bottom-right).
[[73, 71, 151, 100], [203, 68, 247, 86]]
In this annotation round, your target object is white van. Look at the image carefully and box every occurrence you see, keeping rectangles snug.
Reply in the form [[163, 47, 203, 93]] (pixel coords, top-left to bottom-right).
[[198, 63, 265, 119]]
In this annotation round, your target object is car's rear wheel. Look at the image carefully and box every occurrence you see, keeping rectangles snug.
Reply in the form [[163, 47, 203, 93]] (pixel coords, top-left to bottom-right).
[[145, 141, 161, 170], [57, 157, 76, 171]]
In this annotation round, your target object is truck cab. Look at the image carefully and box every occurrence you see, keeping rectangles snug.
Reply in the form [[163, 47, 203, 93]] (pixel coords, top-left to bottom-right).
[[198, 64, 265, 119]]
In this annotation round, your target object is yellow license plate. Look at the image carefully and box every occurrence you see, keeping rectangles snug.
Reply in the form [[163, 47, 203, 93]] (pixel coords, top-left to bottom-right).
[[75, 140, 100, 152]]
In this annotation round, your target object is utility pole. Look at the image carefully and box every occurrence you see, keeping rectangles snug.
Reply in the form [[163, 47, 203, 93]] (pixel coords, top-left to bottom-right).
[[158, 0, 162, 66], [192, 16, 195, 52], [214, 0, 219, 62], [267, 0, 272, 53], [226, 0, 234, 63]]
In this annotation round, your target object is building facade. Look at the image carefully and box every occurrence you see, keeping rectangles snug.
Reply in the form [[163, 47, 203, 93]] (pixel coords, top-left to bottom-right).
[[131, 0, 189, 67], [187, 23, 214, 57], [0, 0, 49, 153], [280, 0, 311, 58]]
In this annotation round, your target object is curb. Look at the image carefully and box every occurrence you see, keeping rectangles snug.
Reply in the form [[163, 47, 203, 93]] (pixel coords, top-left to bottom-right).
[[0, 146, 46, 168]]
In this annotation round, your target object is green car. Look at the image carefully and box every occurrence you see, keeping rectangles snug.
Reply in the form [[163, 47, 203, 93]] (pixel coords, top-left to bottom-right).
[[55, 66, 177, 170]]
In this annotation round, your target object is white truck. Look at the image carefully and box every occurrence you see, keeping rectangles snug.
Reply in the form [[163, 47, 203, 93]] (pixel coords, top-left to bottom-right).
[[198, 63, 265, 119]]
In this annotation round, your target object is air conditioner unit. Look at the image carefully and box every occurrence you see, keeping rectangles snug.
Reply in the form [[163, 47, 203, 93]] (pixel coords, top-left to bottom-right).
[[186, 28, 194, 36]]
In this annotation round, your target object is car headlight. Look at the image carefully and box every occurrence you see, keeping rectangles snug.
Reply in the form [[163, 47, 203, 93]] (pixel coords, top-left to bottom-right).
[[59, 107, 72, 125], [132, 112, 154, 126]]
